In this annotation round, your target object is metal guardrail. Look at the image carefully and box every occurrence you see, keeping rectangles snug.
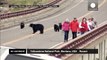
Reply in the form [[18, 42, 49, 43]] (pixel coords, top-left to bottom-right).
[[0, 0, 62, 20], [50, 21, 107, 58]]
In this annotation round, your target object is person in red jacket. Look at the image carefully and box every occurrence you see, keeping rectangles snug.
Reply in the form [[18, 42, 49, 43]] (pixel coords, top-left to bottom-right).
[[79, 17, 89, 34], [70, 18, 79, 39]]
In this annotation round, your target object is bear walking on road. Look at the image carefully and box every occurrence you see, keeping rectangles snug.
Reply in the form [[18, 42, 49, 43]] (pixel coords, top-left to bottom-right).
[[20, 22, 25, 29], [29, 23, 44, 34], [59, 23, 62, 30], [54, 24, 59, 32]]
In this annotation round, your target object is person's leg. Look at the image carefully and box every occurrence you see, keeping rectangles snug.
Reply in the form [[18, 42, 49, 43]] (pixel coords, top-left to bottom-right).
[[64, 31, 66, 42], [66, 31, 69, 41], [73, 32, 76, 39], [75, 32, 77, 38], [74, 32, 77, 39], [72, 32, 75, 39], [64, 31, 68, 42], [81, 32, 84, 35]]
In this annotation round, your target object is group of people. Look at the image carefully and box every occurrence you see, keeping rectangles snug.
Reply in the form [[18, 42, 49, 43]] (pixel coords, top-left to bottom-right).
[[62, 17, 97, 42], [20, 17, 97, 42]]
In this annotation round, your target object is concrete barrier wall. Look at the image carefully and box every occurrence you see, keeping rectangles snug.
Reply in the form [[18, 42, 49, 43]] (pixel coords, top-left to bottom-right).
[[50, 21, 107, 60], [70, 36, 107, 60]]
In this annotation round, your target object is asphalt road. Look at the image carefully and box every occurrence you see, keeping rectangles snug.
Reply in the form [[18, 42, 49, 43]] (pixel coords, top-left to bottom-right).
[[0, 0, 107, 49]]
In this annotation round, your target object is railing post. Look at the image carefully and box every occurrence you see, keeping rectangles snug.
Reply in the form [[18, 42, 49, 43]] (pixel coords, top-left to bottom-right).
[[104, 40, 106, 60], [81, 55, 84, 60], [94, 47, 96, 60], [99, 42, 103, 60], [88, 54, 90, 60], [101, 42, 103, 60], [99, 43, 101, 60]]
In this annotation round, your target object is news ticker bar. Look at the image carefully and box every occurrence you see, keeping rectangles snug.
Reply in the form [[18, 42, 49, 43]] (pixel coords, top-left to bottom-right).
[[9, 49, 98, 54]]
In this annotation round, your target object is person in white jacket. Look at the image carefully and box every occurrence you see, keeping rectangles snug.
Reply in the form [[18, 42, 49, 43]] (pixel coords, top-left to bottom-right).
[[87, 18, 97, 31]]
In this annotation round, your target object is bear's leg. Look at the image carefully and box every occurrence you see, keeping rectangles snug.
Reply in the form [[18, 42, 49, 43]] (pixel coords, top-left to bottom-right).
[[33, 29, 37, 34], [21, 26, 24, 29], [56, 27, 59, 32], [57, 28, 59, 32], [54, 29, 56, 32], [33, 30, 35, 34], [40, 29, 44, 34], [54, 27, 58, 32]]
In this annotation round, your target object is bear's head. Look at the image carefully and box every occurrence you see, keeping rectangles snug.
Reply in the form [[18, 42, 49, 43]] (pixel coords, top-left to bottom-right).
[[29, 23, 34, 27]]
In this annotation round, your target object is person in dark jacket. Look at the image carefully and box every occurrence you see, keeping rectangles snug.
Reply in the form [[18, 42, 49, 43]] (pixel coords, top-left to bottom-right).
[[20, 22, 25, 29], [70, 18, 79, 39]]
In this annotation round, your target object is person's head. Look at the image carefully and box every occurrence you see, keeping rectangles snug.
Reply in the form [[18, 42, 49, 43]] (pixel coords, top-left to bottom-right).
[[88, 18, 92, 22], [82, 17, 87, 22], [29, 23, 34, 27], [65, 18, 69, 22], [73, 18, 77, 21], [91, 18, 94, 21], [74, 18, 76, 19]]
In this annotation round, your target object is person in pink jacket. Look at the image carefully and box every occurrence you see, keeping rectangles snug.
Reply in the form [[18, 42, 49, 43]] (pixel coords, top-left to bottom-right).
[[62, 18, 70, 42]]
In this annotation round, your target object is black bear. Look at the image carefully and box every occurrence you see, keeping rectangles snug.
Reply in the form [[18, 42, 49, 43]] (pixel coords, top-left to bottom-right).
[[20, 22, 25, 29], [29, 23, 44, 34], [58, 23, 62, 30], [54, 24, 59, 32]]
